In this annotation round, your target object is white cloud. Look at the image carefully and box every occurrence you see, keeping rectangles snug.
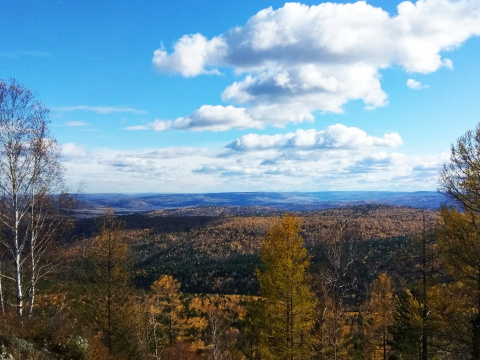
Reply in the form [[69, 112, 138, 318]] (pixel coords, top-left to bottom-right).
[[150, 0, 480, 131], [226, 124, 402, 151], [61, 124, 446, 192], [125, 105, 263, 132], [152, 34, 227, 77], [126, 147, 209, 159], [124, 125, 150, 130], [61, 143, 87, 159], [61, 146, 219, 193], [124, 102, 319, 132], [406, 78, 429, 90], [66, 121, 89, 127], [55, 106, 147, 114]]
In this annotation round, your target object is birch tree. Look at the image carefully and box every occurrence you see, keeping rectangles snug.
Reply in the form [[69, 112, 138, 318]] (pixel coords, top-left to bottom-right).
[[0, 79, 66, 317]]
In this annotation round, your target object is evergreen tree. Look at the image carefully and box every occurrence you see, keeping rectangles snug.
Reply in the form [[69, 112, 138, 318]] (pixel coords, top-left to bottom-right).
[[389, 289, 423, 360], [256, 214, 317, 360]]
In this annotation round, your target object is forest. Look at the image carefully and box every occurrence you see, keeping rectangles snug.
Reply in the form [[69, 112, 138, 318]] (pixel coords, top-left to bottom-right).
[[1, 84, 480, 360]]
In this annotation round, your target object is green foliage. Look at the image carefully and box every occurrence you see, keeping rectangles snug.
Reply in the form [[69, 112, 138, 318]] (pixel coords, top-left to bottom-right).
[[389, 289, 422, 359], [256, 214, 318, 360]]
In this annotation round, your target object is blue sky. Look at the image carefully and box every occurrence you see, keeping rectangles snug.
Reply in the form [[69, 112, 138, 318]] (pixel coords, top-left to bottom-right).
[[1, 0, 480, 193]]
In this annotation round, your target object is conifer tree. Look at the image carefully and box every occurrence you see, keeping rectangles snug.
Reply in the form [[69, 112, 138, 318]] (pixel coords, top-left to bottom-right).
[[256, 214, 317, 360], [83, 210, 140, 359], [438, 123, 480, 359], [362, 273, 395, 360], [389, 289, 423, 359], [149, 275, 186, 356]]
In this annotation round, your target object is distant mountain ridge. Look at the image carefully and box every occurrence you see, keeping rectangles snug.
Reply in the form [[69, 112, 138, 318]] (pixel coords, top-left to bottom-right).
[[75, 191, 450, 216]]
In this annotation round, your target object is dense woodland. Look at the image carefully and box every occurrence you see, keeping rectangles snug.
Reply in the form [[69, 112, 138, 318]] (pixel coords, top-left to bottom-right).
[[2, 83, 480, 360]]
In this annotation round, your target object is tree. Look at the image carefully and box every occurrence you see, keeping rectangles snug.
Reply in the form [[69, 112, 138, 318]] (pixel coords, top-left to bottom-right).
[[256, 214, 317, 360], [361, 273, 395, 360], [438, 123, 480, 359], [189, 295, 245, 360], [0, 79, 67, 317], [316, 220, 361, 360], [148, 275, 186, 357], [82, 210, 140, 359], [427, 281, 473, 357], [389, 289, 423, 360], [436, 207, 480, 358], [439, 123, 480, 213]]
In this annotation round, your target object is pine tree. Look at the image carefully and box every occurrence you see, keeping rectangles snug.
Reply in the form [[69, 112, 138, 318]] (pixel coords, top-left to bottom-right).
[[256, 214, 317, 360]]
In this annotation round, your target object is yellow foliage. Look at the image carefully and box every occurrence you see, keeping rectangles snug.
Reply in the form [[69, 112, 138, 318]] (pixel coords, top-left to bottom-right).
[[256, 214, 318, 360]]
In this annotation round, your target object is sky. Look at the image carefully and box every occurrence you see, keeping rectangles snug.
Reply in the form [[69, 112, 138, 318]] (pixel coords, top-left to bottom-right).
[[1, 0, 480, 193]]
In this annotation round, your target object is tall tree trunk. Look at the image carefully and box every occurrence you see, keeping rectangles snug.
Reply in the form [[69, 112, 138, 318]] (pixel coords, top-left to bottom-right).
[[383, 324, 387, 360], [0, 260, 4, 314], [107, 231, 113, 353], [29, 263, 36, 317], [421, 215, 428, 360], [169, 300, 173, 347], [473, 268, 480, 360], [14, 199, 23, 317], [290, 283, 294, 360], [29, 186, 36, 317]]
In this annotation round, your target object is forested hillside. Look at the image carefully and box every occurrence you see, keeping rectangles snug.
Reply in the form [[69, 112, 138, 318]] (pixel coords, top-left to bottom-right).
[[1, 200, 444, 359], [64, 205, 436, 296]]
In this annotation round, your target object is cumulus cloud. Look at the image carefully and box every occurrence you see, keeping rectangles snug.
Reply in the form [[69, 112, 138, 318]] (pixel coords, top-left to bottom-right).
[[406, 79, 429, 89], [153, 34, 227, 77], [197, 125, 408, 185], [125, 105, 263, 132], [61, 124, 445, 192], [149, 0, 480, 131], [187, 124, 444, 190], [226, 124, 402, 151]]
